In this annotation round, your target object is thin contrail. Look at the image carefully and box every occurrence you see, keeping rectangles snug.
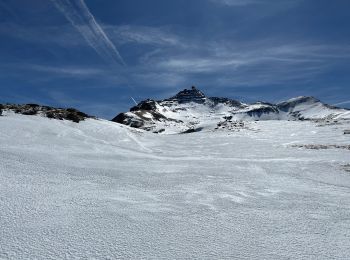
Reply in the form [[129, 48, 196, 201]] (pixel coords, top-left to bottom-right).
[[130, 97, 138, 105], [51, 0, 139, 106], [51, 0, 126, 66]]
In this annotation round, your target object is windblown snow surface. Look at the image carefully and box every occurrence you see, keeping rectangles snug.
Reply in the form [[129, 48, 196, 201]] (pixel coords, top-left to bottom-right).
[[1, 112, 350, 259]]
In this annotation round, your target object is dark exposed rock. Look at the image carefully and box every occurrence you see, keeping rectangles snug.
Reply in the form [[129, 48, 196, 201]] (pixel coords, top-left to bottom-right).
[[167, 86, 206, 104], [1, 103, 93, 123], [277, 96, 319, 112], [22, 109, 38, 115], [344, 130, 350, 135], [112, 113, 144, 128], [65, 111, 89, 123], [112, 113, 127, 123], [209, 97, 243, 107], [291, 144, 350, 150], [153, 129, 165, 134], [130, 99, 157, 112], [343, 164, 350, 172], [26, 104, 40, 107], [145, 111, 166, 121], [134, 110, 167, 121], [216, 119, 245, 131], [181, 127, 203, 134], [247, 106, 279, 117]]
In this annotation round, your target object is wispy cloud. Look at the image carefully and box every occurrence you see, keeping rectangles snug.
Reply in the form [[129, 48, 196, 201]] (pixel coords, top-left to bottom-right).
[[50, 0, 125, 66], [0, 23, 186, 50], [2, 62, 105, 77], [28, 64, 104, 77], [0, 62, 128, 87], [334, 100, 350, 106], [208, 0, 302, 21], [2, 18, 350, 92], [209, 0, 298, 7], [107, 25, 185, 47], [148, 42, 350, 78], [209, 0, 260, 6], [3, 30, 350, 90], [0, 23, 84, 47]]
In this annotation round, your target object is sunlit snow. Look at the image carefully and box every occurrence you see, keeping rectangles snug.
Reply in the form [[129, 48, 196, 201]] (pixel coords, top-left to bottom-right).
[[1, 113, 350, 259]]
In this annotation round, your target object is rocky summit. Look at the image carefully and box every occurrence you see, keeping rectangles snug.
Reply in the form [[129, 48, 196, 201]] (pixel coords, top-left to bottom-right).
[[112, 86, 350, 134]]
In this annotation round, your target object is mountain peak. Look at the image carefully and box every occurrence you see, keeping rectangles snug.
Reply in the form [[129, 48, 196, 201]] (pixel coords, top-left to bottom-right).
[[169, 86, 206, 103]]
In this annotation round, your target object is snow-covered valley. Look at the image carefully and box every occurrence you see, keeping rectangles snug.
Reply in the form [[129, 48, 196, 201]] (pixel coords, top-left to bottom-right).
[[1, 111, 350, 259]]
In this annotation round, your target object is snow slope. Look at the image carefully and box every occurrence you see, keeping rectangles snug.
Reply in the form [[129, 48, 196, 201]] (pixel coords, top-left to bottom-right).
[[1, 113, 350, 259]]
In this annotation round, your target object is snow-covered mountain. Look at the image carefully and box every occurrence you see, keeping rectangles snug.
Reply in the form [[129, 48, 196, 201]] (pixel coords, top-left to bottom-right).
[[113, 86, 350, 134], [2, 87, 349, 135]]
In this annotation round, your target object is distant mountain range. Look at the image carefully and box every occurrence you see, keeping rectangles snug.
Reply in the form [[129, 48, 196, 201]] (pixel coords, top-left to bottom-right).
[[112, 86, 350, 134], [1, 86, 349, 134]]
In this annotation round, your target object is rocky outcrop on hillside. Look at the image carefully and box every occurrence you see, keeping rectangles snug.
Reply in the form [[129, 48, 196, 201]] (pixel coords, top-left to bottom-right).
[[167, 86, 206, 104], [1, 103, 94, 123]]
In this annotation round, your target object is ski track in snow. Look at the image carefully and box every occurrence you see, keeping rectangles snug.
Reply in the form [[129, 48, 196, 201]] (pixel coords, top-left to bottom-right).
[[0, 113, 350, 259]]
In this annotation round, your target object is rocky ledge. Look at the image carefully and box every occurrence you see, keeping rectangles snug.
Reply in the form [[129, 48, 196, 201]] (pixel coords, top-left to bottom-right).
[[0, 103, 94, 123]]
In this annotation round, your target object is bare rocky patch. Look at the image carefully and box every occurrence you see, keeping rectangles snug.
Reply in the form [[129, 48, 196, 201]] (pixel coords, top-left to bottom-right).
[[343, 164, 350, 172], [292, 144, 350, 150], [214, 116, 256, 132], [1, 104, 94, 123]]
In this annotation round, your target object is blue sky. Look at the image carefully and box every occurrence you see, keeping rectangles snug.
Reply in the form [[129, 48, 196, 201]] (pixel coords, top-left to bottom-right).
[[1, 0, 350, 118]]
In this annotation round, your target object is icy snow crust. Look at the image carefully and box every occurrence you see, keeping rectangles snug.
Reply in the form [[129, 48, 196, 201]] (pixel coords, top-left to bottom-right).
[[1, 113, 350, 259]]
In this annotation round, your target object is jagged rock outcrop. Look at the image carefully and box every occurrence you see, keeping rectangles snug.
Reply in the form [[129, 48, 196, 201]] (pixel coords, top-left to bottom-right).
[[167, 86, 206, 103], [208, 97, 243, 108], [130, 99, 157, 112], [246, 105, 279, 117], [1, 103, 94, 123]]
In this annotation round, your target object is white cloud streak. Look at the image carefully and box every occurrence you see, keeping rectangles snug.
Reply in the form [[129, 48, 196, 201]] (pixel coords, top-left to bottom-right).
[[29, 64, 104, 76], [50, 0, 125, 66], [209, 0, 297, 7], [2, 19, 350, 90], [107, 25, 185, 47], [334, 100, 350, 106], [151, 43, 350, 74], [209, 0, 260, 6]]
